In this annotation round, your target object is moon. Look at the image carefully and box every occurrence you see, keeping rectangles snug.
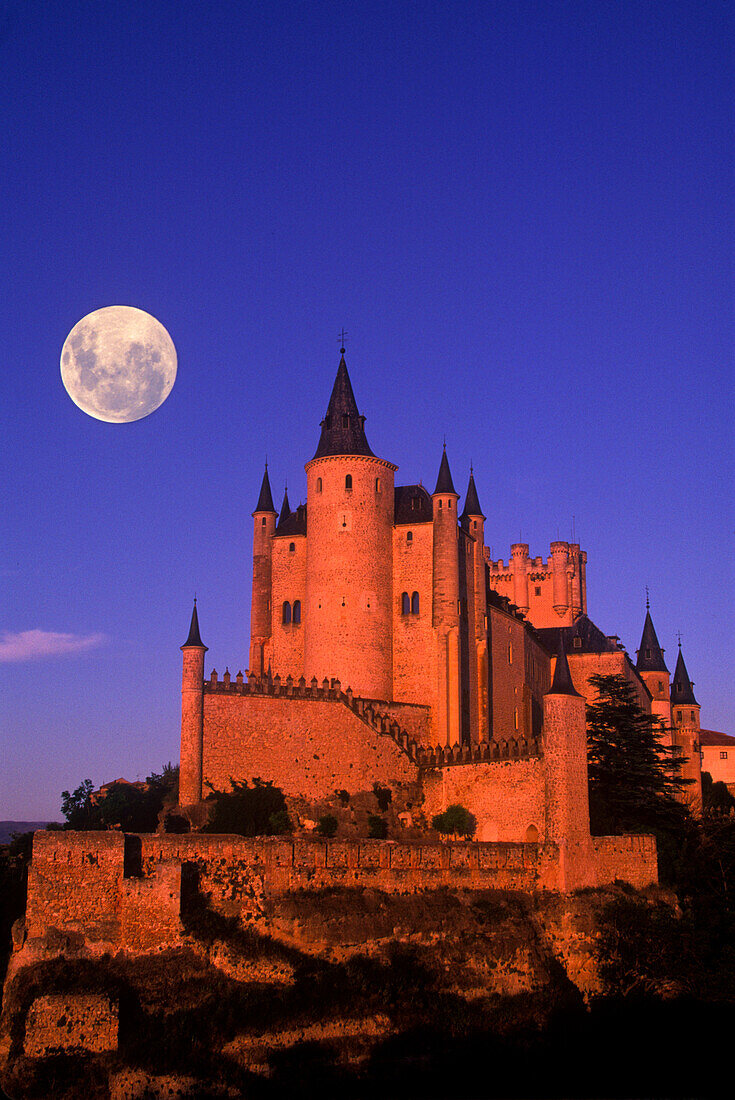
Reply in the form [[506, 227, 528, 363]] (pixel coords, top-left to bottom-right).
[[60, 306, 177, 423]]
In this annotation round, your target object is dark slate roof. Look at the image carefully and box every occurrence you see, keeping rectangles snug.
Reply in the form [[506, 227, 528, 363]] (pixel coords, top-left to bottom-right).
[[312, 354, 374, 459], [275, 502, 307, 537], [254, 465, 276, 513], [460, 470, 485, 520], [700, 729, 734, 747], [547, 636, 582, 697], [433, 447, 457, 495], [394, 484, 433, 525], [277, 488, 292, 528], [182, 601, 207, 649], [636, 610, 669, 673], [536, 615, 618, 656], [672, 648, 698, 705]]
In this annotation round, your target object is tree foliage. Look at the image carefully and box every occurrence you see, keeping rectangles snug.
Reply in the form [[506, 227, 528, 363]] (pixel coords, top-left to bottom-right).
[[586, 674, 691, 837], [432, 804, 476, 838], [60, 764, 179, 832], [204, 778, 293, 836]]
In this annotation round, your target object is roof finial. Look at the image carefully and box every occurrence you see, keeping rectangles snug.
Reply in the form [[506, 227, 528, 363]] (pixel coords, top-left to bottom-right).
[[443, 435, 446, 452], [677, 630, 682, 650], [645, 585, 650, 610], [338, 328, 348, 354]]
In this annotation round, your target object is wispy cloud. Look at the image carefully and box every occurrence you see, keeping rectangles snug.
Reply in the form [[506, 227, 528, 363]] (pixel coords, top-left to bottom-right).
[[0, 630, 107, 663]]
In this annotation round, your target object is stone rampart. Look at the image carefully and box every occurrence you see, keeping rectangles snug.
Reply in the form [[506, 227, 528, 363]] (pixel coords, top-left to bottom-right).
[[23, 994, 118, 1057]]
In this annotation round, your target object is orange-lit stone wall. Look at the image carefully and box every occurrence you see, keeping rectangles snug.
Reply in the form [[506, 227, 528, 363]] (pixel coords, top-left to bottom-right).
[[392, 521, 435, 709], [421, 757, 546, 843], [269, 533, 306, 674], [488, 607, 534, 743], [486, 541, 587, 630]]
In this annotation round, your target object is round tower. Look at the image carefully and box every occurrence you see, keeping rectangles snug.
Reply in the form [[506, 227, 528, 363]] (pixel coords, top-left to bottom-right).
[[249, 465, 277, 676], [542, 638, 589, 845], [671, 643, 703, 814], [550, 541, 570, 619], [304, 351, 396, 700], [180, 600, 207, 807], [432, 446, 461, 746], [635, 602, 672, 738], [461, 469, 488, 742], [511, 542, 530, 613]]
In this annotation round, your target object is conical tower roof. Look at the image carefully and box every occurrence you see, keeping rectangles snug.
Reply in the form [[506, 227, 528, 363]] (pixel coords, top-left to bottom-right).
[[433, 446, 457, 495], [277, 488, 292, 528], [460, 469, 485, 519], [672, 647, 698, 705], [636, 609, 668, 673], [254, 465, 276, 513], [546, 636, 581, 697], [312, 352, 374, 459], [182, 600, 207, 649]]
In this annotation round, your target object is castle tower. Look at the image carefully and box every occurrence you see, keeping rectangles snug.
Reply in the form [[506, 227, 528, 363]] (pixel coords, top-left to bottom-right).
[[635, 603, 672, 737], [432, 447, 461, 746], [671, 643, 703, 812], [249, 465, 277, 675], [542, 638, 589, 845], [550, 541, 570, 619], [303, 351, 397, 699], [180, 600, 207, 806], [511, 542, 530, 613], [460, 470, 488, 742]]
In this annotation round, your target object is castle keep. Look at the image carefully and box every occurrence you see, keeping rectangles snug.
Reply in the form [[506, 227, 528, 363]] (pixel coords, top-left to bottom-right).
[[177, 350, 704, 888]]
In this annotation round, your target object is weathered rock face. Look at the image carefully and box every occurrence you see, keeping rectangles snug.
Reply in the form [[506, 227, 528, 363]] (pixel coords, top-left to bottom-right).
[[1, 874, 672, 1100]]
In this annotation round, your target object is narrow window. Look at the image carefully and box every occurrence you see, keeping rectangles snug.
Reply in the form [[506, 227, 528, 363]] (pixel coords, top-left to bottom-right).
[[658, 680, 664, 692], [375, 477, 381, 492], [525, 825, 538, 843], [411, 591, 419, 614], [401, 592, 410, 615], [535, 586, 541, 596], [261, 517, 266, 527], [508, 643, 513, 664], [448, 500, 452, 509], [514, 708, 519, 730], [345, 474, 352, 490], [282, 601, 291, 625], [438, 500, 442, 510], [316, 477, 322, 493], [289, 542, 295, 552], [646, 648, 652, 659], [721, 751, 728, 760], [407, 531, 413, 543], [473, 520, 477, 530], [690, 710, 695, 722], [293, 600, 301, 624]]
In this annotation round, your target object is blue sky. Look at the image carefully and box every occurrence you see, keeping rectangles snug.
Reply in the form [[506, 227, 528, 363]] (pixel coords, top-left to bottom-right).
[[1, 0, 732, 819]]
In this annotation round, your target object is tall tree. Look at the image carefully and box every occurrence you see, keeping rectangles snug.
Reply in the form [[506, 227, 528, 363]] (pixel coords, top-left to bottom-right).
[[586, 673, 691, 840]]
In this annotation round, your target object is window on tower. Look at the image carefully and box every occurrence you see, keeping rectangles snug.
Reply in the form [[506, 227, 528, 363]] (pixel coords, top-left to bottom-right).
[[289, 542, 295, 552], [293, 600, 301, 624], [342, 414, 349, 428], [407, 531, 413, 543], [411, 591, 420, 614], [282, 601, 291, 625], [401, 592, 410, 615], [345, 474, 352, 491], [316, 477, 322, 493]]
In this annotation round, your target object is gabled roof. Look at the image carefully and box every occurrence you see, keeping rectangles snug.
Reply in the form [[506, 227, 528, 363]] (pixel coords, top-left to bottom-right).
[[254, 466, 276, 513], [433, 447, 457, 495], [546, 636, 582, 697], [394, 484, 433, 525], [536, 615, 618, 656], [460, 470, 484, 519], [672, 648, 698, 705], [274, 502, 307, 537], [636, 610, 669, 673], [312, 353, 374, 459], [182, 601, 207, 649]]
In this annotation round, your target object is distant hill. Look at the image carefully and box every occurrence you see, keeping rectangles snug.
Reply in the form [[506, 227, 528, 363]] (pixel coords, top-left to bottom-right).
[[0, 822, 60, 845]]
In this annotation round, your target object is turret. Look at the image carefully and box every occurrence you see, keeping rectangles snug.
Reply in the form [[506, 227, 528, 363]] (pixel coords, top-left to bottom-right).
[[461, 470, 488, 741], [304, 350, 396, 699], [635, 602, 671, 734], [249, 464, 277, 675], [542, 638, 589, 846], [432, 446, 461, 746], [671, 643, 702, 813], [180, 600, 207, 806], [550, 541, 570, 619], [511, 542, 530, 613]]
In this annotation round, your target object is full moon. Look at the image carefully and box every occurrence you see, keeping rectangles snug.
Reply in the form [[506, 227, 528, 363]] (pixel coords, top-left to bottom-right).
[[60, 306, 177, 423]]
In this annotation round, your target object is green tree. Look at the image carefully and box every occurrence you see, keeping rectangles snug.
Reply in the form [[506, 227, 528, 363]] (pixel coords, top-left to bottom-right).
[[204, 778, 292, 836], [367, 814, 388, 839], [61, 765, 179, 832], [432, 804, 476, 838], [317, 814, 338, 838], [586, 674, 692, 876]]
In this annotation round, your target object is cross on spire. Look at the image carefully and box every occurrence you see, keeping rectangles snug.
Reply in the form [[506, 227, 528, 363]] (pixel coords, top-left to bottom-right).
[[645, 585, 650, 610], [338, 328, 348, 352], [676, 630, 683, 649]]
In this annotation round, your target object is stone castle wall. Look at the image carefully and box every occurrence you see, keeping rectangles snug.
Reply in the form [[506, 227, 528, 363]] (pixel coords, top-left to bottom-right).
[[421, 758, 545, 843]]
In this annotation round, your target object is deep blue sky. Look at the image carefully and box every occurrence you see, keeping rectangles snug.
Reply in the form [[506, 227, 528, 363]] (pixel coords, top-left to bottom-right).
[[2, 1, 732, 819]]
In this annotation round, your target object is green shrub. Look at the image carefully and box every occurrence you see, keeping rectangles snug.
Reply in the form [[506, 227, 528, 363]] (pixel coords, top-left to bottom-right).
[[335, 789, 351, 806], [317, 814, 338, 838], [432, 804, 476, 838], [367, 814, 388, 839], [204, 778, 292, 836], [372, 782, 392, 811]]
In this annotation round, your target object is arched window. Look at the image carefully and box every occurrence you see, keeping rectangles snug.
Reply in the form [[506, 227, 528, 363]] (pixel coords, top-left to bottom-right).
[[407, 531, 413, 543], [345, 474, 352, 490], [514, 707, 519, 730], [401, 592, 410, 615], [525, 825, 538, 843], [261, 517, 266, 526], [293, 600, 301, 624], [375, 477, 381, 492], [316, 477, 322, 493], [282, 601, 291, 625], [411, 591, 420, 614], [289, 542, 295, 552]]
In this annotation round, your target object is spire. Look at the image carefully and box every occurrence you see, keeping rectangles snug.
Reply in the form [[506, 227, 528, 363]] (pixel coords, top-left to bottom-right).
[[277, 487, 292, 527], [546, 636, 581, 697], [182, 599, 207, 649], [636, 609, 668, 673], [254, 463, 276, 513], [433, 444, 457, 495], [672, 647, 698, 705], [312, 351, 374, 459], [460, 468, 485, 519]]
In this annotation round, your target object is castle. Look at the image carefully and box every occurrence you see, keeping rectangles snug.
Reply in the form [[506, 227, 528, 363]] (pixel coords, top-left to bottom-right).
[[177, 349, 704, 889]]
